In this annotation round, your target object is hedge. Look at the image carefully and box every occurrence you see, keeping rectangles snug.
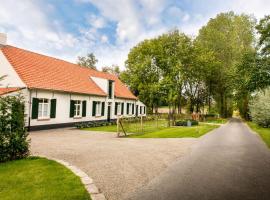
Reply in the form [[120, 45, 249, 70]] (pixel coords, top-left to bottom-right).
[[0, 95, 29, 162]]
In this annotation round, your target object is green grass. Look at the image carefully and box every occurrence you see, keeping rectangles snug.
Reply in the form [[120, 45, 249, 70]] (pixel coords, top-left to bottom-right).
[[83, 122, 219, 138], [127, 124, 219, 138], [0, 157, 90, 200], [247, 122, 270, 148], [203, 118, 228, 124], [82, 120, 168, 134]]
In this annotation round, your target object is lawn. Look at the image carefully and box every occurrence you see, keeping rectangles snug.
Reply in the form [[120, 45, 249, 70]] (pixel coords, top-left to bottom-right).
[[247, 122, 270, 148], [83, 122, 219, 138], [127, 124, 219, 138], [203, 118, 228, 124], [0, 157, 90, 200]]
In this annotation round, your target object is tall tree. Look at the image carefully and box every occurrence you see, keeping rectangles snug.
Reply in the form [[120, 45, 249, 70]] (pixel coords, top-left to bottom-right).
[[101, 65, 121, 77], [196, 12, 256, 117], [77, 53, 98, 69], [256, 15, 270, 56]]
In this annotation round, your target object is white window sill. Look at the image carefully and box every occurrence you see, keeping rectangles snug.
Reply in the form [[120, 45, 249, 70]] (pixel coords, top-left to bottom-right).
[[37, 117, 50, 121], [74, 116, 82, 119]]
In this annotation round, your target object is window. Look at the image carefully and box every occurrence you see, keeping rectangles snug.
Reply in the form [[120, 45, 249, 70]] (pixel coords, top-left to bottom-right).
[[117, 103, 121, 115], [96, 101, 102, 116], [38, 98, 50, 119], [74, 100, 82, 117]]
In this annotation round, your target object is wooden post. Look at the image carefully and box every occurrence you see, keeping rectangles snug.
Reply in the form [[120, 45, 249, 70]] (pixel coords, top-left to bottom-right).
[[117, 116, 120, 137], [141, 115, 143, 134]]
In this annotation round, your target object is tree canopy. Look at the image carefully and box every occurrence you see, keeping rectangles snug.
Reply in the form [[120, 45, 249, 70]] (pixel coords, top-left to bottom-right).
[[77, 53, 98, 69]]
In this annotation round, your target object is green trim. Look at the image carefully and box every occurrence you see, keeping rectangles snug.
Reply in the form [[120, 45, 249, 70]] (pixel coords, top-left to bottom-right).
[[101, 102, 105, 116], [121, 103, 124, 115], [31, 98, 39, 119], [82, 101, 87, 117], [92, 101, 96, 116], [69, 100, 75, 118], [50, 99, 57, 118]]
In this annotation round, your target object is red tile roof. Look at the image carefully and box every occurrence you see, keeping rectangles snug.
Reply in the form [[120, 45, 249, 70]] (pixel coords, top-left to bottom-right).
[[0, 45, 136, 99], [0, 87, 20, 95]]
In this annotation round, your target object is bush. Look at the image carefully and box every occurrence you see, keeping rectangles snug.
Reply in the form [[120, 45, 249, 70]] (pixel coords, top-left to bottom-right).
[[75, 120, 117, 129], [249, 88, 270, 127], [0, 95, 29, 162], [175, 120, 199, 126]]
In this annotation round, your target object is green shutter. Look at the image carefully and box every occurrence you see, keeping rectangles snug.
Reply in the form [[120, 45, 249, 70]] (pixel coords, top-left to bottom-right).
[[144, 106, 146, 114], [82, 101, 87, 117], [92, 101, 96, 116], [115, 102, 118, 115], [50, 99, 57, 118], [136, 105, 138, 116], [32, 98, 39, 119], [127, 103, 129, 114], [108, 81, 113, 99], [101, 102, 105, 116], [132, 104, 134, 114], [70, 100, 75, 118], [121, 103, 124, 115]]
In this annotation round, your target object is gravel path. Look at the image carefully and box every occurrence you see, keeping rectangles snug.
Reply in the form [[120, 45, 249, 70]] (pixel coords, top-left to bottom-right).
[[30, 129, 197, 200], [128, 118, 270, 200]]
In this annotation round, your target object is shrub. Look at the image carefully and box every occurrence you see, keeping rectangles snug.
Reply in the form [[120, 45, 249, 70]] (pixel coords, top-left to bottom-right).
[[0, 95, 29, 162], [175, 120, 199, 126], [249, 88, 270, 127]]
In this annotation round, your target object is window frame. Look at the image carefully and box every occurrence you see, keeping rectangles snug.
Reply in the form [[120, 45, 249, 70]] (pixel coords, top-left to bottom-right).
[[117, 103, 121, 115], [96, 101, 102, 116], [74, 100, 82, 118], [38, 98, 50, 119]]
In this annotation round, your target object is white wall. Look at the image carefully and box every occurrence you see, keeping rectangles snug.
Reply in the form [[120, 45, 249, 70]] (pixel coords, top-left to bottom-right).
[[0, 51, 26, 87], [26, 89, 145, 127], [3, 88, 146, 128], [91, 76, 108, 94]]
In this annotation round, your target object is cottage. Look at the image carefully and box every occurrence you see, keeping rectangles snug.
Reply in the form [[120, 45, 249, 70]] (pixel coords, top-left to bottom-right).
[[0, 33, 146, 130]]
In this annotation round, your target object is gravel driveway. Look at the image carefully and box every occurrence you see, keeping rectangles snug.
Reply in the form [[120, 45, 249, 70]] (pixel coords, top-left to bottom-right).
[[30, 128, 197, 200]]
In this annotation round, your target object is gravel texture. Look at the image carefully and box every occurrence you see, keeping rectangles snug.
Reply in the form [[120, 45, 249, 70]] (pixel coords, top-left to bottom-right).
[[30, 128, 197, 200]]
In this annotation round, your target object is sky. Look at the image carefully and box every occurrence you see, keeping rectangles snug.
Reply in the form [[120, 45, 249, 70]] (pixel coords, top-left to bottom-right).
[[0, 0, 269, 69]]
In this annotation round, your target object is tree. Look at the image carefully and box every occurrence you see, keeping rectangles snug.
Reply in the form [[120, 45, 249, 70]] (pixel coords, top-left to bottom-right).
[[101, 65, 121, 77], [77, 53, 98, 69], [249, 87, 270, 127], [256, 15, 270, 56], [196, 12, 256, 117]]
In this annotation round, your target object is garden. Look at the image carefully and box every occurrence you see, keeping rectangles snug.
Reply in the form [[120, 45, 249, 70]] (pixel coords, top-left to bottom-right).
[[79, 114, 222, 138], [0, 95, 90, 200]]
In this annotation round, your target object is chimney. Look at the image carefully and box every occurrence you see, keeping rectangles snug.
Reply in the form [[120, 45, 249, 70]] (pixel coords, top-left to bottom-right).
[[0, 33, 7, 46]]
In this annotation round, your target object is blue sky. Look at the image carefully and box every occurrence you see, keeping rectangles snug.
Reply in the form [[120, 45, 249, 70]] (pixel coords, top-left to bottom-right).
[[0, 0, 269, 69]]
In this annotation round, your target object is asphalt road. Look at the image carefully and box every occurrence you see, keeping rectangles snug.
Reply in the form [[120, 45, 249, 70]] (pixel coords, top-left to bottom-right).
[[128, 118, 270, 200]]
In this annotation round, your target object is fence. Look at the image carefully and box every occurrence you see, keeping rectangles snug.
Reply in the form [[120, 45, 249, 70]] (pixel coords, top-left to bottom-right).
[[116, 113, 220, 136]]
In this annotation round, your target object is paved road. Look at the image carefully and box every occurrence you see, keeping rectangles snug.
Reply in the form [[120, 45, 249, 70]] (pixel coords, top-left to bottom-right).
[[128, 118, 270, 200]]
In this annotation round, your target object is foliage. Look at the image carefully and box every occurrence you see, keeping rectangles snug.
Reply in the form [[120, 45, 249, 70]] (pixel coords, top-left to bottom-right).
[[234, 51, 270, 119], [77, 53, 98, 69], [0, 157, 90, 200], [175, 120, 199, 126], [196, 12, 256, 117], [0, 95, 29, 162], [256, 15, 270, 56], [101, 65, 121, 77], [249, 87, 270, 127], [247, 121, 270, 148], [76, 121, 116, 129]]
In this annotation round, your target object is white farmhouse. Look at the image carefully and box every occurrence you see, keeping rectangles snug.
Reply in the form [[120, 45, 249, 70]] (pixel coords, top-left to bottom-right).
[[0, 34, 146, 131]]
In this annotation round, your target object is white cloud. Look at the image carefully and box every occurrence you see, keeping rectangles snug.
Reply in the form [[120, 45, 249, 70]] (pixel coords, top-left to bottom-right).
[[1, 0, 270, 70]]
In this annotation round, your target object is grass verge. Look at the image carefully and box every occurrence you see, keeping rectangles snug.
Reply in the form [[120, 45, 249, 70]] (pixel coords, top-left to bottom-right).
[[127, 124, 219, 138], [247, 121, 270, 148], [0, 157, 90, 200], [83, 123, 219, 138]]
